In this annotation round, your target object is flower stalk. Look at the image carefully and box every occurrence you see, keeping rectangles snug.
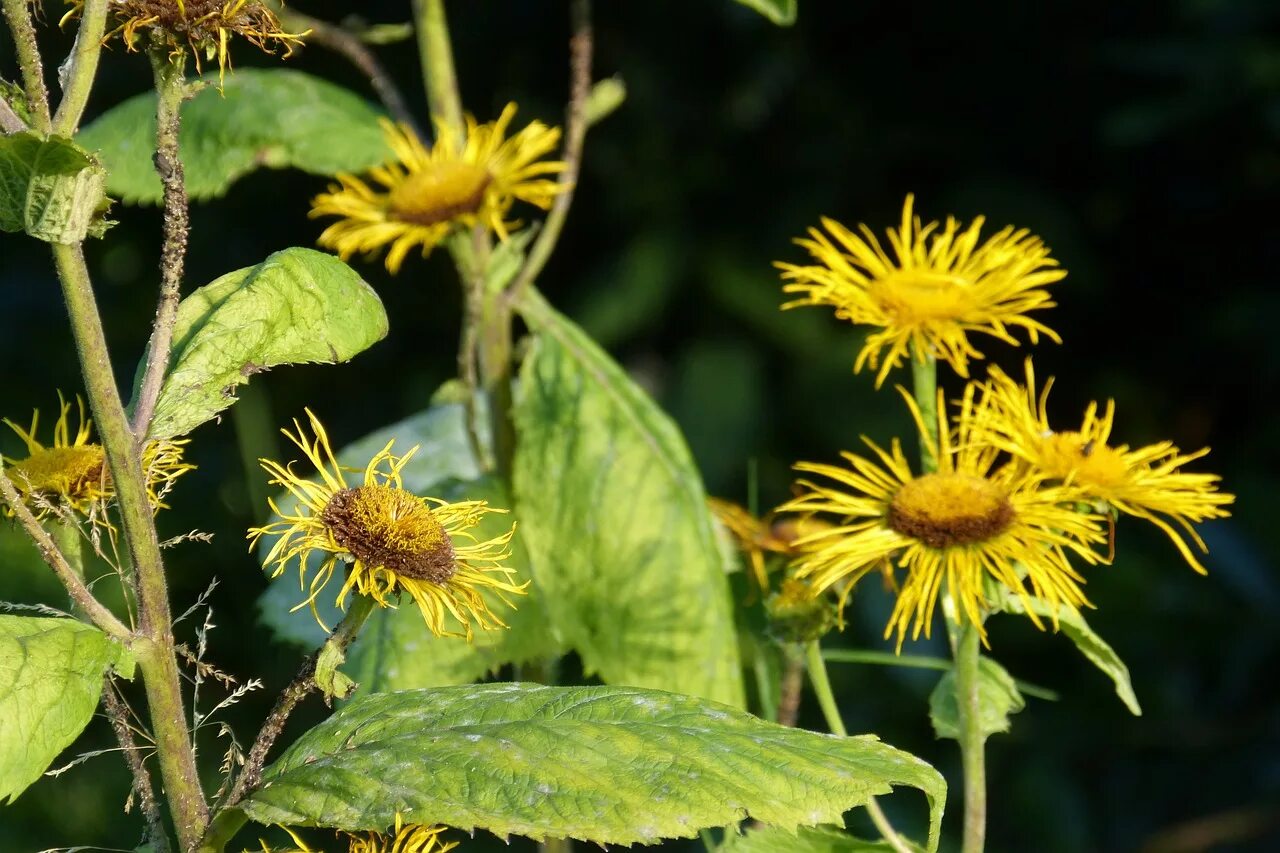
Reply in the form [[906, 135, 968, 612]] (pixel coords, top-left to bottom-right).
[[1, 0, 51, 132], [51, 0, 108, 135]]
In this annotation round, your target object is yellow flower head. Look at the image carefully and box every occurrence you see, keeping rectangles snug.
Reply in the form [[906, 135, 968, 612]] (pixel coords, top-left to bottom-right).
[[62, 1, 306, 81], [347, 818, 457, 853], [978, 358, 1234, 574], [709, 497, 834, 592], [781, 385, 1107, 649], [2, 393, 192, 522], [310, 105, 567, 274], [248, 410, 527, 639], [777, 195, 1065, 387]]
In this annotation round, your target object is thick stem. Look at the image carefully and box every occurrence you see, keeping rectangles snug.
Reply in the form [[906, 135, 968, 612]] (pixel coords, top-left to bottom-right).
[[804, 642, 912, 853], [267, 1, 419, 132], [954, 622, 987, 853], [1, 0, 51, 132], [0, 466, 129, 638], [132, 53, 191, 439], [412, 0, 464, 136], [51, 0, 108, 135], [776, 644, 805, 728], [103, 678, 172, 853], [504, 0, 593, 308], [52, 242, 208, 849]]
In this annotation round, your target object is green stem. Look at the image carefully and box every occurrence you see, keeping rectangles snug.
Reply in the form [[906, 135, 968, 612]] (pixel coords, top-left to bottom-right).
[[776, 643, 805, 727], [52, 242, 208, 850], [909, 351, 938, 473], [954, 622, 986, 853], [823, 648, 1057, 701], [804, 642, 912, 853], [51, 0, 108, 135], [1, 0, 51, 132], [412, 0, 464, 136]]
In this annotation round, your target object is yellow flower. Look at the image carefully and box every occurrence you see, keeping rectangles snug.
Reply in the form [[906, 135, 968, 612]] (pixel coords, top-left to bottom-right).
[[347, 817, 457, 853], [978, 358, 1234, 574], [781, 385, 1107, 649], [62, 1, 306, 81], [777, 195, 1065, 387], [708, 497, 833, 592], [248, 410, 526, 639], [310, 105, 566, 274], [2, 393, 192, 522]]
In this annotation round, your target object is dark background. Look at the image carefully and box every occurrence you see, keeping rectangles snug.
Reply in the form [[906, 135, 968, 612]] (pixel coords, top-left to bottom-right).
[[2, 1, 1277, 850]]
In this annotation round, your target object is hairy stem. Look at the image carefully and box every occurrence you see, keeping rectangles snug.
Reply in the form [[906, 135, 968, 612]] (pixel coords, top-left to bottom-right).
[[776, 644, 805, 728], [0, 465, 129, 638], [132, 52, 191, 439], [804, 642, 913, 853], [267, 1, 419, 132], [910, 351, 938, 472], [51, 0, 108, 135], [103, 678, 172, 853], [954, 621, 986, 853], [412, 0, 463, 135], [504, 0, 593, 308], [52, 242, 208, 849], [1, 0, 51, 132]]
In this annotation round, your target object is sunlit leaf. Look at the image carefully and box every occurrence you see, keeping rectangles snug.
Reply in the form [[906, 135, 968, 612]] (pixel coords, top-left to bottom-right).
[[140, 247, 387, 440], [513, 289, 744, 707], [78, 69, 389, 204], [928, 656, 1025, 740], [241, 684, 944, 850], [0, 617, 132, 803], [0, 131, 108, 243]]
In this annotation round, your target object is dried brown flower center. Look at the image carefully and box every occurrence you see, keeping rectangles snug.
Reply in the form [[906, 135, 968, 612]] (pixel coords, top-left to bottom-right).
[[888, 472, 1014, 548], [389, 161, 492, 227], [320, 485, 456, 583]]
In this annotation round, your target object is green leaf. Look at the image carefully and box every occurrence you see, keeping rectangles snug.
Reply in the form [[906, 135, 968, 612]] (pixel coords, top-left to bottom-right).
[[732, 0, 797, 25], [0, 131, 108, 243], [141, 247, 387, 440], [1000, 597, 1142, 715], [0, 616, 132, 803], [77, 69, 390, 204], [928, 657, 1025, 740], [720, 824, 921, 853], [256, 402, 561, 688], [513, 289, 744, 707], [242, 684, 945, 850]]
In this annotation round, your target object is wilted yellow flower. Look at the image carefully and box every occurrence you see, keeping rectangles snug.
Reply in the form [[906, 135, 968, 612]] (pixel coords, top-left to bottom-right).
[[978, 358, 1234, 574], [248, 410, 526, 639], [347, 817, 457, 853], [62, 1, 305, 80], [2, 393, 192, 522], [708, 497, 833, 591], [777, 195, 1065, 387], [311, 105, 566, 274], [781, 385, 1107, 649]]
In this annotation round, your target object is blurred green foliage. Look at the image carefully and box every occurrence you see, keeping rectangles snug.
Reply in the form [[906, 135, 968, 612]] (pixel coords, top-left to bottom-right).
[[2, 0, 1277, 850]]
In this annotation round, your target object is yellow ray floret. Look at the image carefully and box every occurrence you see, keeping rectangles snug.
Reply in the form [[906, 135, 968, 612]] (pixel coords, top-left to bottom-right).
[[248, 409, 526, 639], [347, 816, 458, 853], [777, 194, 1065, 387], [311, 104, 567, 274], [781, 384, 1107, 649], [977, 358, 1234, 574]]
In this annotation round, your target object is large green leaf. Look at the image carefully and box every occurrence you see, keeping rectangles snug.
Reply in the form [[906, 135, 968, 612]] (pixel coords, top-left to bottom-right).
[[928, 657, 1025, 740], [0, 131, 108, 243], [1000, 596, 1142, 715], [720, 825, 920, 852], [513, 289, 744, 707], [140, 247, 387, 440], [256, 401, 560, 687], [0, 616, 133, 803], [77, 69, 389, 204], [732, 0, 797, 25], [241, 684, 945, 850]]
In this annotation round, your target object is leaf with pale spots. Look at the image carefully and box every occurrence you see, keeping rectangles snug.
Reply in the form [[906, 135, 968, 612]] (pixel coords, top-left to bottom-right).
[[513, 288, 744, 707], [136, 248, 387, 440], [0, 616, 133, 803], [928, 656, 1025, 740], [78, 70, 390, 204], [239, 684, 945, 850], [1000, 596, 1142, 715], [256, 401, 560, 687], [720, 824, 925, 852]]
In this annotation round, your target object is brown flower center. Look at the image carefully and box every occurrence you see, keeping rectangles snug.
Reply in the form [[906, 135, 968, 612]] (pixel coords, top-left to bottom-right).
[[320, 485, 456, 583], [388, 161, 492, 227], [888, 472, 1014, 548]]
